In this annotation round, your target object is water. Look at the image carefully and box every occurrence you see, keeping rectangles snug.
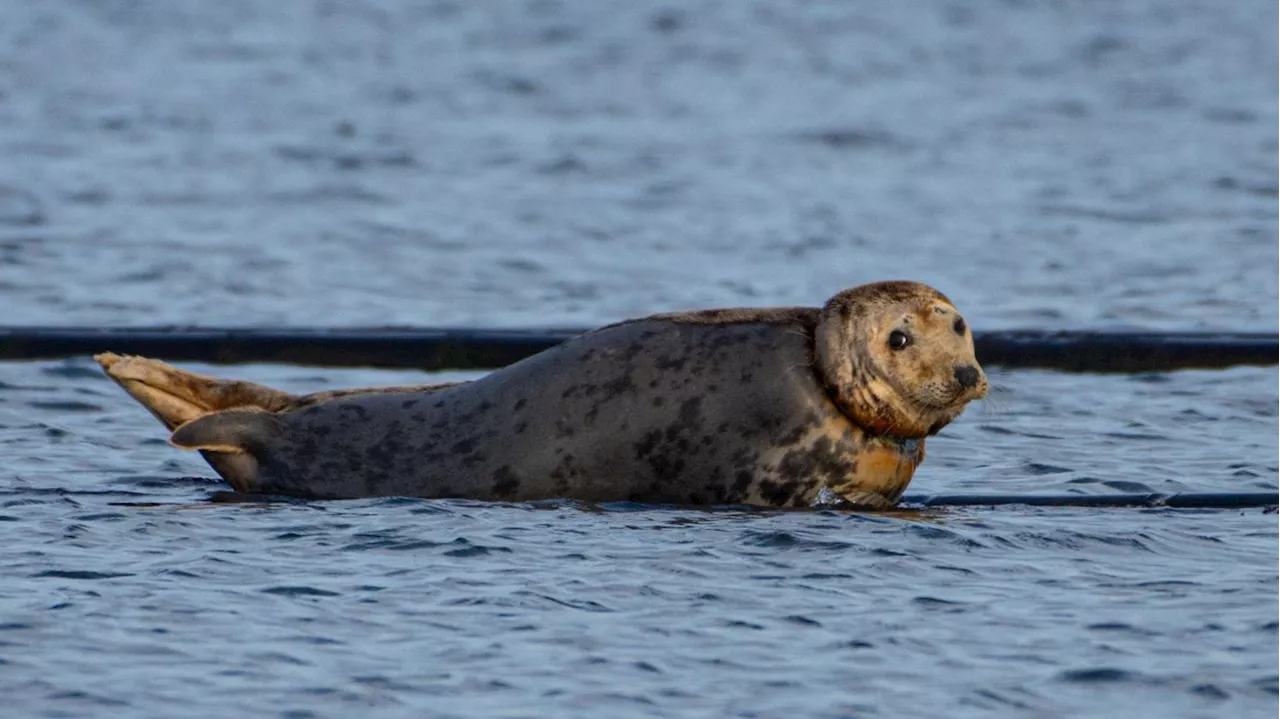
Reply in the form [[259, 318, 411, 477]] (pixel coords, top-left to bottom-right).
[[0, 1, 1276, 717]]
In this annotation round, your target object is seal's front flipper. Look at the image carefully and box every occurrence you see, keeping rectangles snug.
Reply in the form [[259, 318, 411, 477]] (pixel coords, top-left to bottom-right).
[[832, 490, 898, 510], [95, 352, 296, 429]]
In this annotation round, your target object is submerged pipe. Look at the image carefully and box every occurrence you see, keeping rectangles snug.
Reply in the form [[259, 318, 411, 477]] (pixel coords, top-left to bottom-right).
[[0, 326, 1275, 372]]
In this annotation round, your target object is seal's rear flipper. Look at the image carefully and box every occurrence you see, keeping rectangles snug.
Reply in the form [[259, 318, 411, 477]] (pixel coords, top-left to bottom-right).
[[171, 408, 277, 453], [170, 409, 280, 493], [94, 352, 296, 429], [96, 353, 295, 493]]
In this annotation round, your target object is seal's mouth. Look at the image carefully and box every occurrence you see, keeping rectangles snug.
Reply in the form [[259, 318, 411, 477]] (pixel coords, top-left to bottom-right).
[[908, 381, 987, 437], [917, 382, 987, 411]]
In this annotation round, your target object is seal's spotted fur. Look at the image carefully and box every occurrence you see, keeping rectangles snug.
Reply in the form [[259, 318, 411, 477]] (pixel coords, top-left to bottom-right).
[[97, 281, 986, 508]]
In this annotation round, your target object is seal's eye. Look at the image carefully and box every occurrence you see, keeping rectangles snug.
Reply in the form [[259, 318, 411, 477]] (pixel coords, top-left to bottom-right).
[[953, 317, 966, 335], [888, 330, 912, 351]]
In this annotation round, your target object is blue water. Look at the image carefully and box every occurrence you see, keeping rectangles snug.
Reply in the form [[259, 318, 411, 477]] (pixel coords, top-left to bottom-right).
[[0, 1, 1276, 717]]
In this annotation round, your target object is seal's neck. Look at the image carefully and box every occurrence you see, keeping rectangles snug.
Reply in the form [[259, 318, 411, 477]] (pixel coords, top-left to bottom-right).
[[820, 376, 943, 441]]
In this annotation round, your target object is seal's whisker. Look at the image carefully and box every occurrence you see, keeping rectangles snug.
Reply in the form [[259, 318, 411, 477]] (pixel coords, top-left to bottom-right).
[[975, 384, 1011, 418]]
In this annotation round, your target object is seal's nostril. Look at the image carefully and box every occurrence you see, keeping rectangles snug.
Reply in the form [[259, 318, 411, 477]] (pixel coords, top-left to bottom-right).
[[954, 364, 980, 390]]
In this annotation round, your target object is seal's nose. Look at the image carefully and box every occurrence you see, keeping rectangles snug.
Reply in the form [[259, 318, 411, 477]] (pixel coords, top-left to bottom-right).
[[953, 364, 981, 390]]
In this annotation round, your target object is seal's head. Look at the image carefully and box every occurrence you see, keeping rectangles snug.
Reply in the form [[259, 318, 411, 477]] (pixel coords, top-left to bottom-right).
[[815, 280, 987, 439]]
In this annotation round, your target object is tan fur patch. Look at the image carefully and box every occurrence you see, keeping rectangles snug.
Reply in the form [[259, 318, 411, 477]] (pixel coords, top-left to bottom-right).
[[832, 439, 922, 502]]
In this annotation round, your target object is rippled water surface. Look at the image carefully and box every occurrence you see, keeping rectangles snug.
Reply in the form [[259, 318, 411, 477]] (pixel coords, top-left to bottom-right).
[[0, 1, 1277, 718]]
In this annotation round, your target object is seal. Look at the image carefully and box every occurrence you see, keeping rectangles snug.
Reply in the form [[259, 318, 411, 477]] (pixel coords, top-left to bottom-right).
[[95, 280, 987, 508]]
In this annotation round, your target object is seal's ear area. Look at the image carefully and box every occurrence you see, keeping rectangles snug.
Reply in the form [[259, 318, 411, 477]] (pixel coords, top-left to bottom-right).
[[170, 407, 279, 455], [813, 288, 920, 436], [813, 298, 857, 391]]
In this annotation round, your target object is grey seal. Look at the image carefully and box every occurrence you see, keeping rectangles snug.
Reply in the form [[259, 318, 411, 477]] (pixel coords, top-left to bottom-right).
[[96, 281, 987, 508]]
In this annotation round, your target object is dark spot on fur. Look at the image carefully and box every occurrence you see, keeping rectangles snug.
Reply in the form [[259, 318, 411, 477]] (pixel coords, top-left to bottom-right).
[[777, 437, 858, 487], [758, 479, 798, 505], [678, 397, 702, 423], [647, 454, 685, 488], [491, 466, 520, 497], [622, 341, 647, 361], [732, 470, 753, 495], [401, 399, 419, 409], [513, 398, 527, 410], [451, 438, 477, 454], [779, 425, 807, 445], [514, 421, 528, 434], [652, 396, 665, 407], [633, 429, 662, 459], [777, 449, 816, 482], [550, 459, 576, 493], [554, 419, 576, 439], [337, 404, 371, 421], [602, 374, 634, 398], [744, 411, 785, 438], [478, 400, 493, 411], [655, 355, 687, 371]]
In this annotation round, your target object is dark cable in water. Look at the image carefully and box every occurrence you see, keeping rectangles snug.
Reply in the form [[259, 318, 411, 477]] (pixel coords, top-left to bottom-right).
[[0, 327, 1275, 372], [899, 492, 1278, 509], [106, 491, 1277, 510]]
